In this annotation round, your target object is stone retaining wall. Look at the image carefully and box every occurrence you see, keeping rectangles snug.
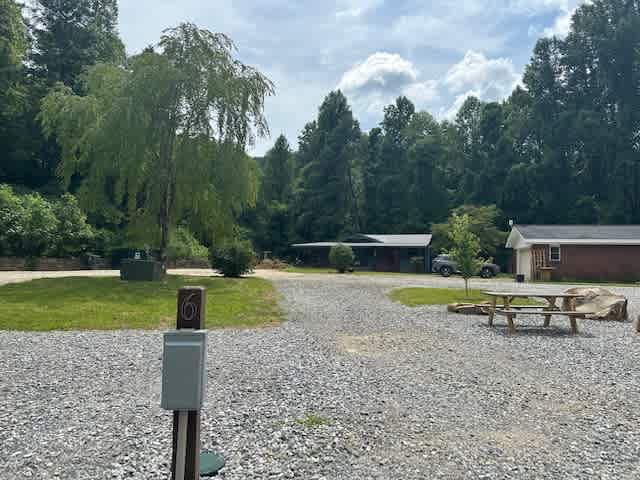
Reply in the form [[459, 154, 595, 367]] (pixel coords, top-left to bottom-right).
[[0, 257, 88, 271], [0, 256, 210, 271]]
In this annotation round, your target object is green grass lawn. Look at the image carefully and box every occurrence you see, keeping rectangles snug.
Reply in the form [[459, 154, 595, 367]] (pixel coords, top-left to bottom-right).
[[0, 276, 283, 331], [389, 287, 542, 307]]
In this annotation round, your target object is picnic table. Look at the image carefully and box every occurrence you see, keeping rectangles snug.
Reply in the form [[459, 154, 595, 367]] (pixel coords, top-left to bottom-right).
[[483, 291, 587, 334]]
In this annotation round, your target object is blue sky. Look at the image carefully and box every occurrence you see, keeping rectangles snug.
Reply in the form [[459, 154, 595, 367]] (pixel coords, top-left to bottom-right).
[[118, 0, 584, 155]]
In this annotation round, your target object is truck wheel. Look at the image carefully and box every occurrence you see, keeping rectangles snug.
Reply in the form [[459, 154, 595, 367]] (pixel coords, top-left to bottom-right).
[[480, 267, 494, 278], [440, 266, 453, 277]]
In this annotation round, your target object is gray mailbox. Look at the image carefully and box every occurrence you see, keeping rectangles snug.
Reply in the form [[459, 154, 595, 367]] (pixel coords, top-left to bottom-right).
[[161, 330, 207, 411]]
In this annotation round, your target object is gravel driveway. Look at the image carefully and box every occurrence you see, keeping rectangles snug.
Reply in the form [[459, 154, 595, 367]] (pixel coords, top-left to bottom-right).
[[1, 272, 640, 479]]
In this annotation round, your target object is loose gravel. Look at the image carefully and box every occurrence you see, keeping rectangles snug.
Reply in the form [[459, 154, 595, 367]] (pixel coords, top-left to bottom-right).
[[1, 273, 640, 479]]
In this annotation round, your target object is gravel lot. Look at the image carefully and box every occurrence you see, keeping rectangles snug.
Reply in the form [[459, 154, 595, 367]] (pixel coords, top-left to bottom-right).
[[1, 272, 640, 479]]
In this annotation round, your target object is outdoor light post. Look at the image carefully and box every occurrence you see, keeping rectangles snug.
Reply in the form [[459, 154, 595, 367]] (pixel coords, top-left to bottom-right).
[[161, 287, 224, 479]]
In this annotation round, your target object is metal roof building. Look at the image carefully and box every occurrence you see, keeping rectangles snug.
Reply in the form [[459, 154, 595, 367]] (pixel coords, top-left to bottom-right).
[[293, 234, 432, 273]]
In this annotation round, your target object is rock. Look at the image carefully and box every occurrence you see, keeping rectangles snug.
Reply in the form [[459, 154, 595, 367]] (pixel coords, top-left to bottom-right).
[[562, 287, 629, 321]]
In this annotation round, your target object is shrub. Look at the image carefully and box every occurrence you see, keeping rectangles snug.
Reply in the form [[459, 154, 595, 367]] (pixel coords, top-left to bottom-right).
[[329, 244, 354, 273], [0, 185, 94, 258], [0, 184, 22, 255], [16, 193, 59, 258], [210, 239, 256, 277], [52, 193, 95, 257], [168, 227, 209, 260]]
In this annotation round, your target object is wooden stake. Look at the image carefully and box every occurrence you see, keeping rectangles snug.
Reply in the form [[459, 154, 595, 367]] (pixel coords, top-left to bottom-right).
[[171, 287, 205, 480]]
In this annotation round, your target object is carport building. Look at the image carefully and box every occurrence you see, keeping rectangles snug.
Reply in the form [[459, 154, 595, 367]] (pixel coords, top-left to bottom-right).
[[292, 234, 432, 273]]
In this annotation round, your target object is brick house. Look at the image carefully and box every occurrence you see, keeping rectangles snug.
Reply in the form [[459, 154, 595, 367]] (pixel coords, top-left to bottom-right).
[[506, 225, 640, 282]]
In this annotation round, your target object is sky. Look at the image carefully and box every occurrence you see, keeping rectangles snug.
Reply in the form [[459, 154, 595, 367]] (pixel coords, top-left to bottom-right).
[[118, 0, 585, 155]]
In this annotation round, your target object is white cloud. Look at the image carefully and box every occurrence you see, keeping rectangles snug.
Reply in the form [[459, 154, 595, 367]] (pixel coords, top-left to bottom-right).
[[337, 52, 441, 117], [528, 1, 587, 39], [403, 80, 439, 104], [338, 52, 418, 92], [335, 0, 383, 18], [543, 7, 574, 37], [444, 50, 520, 98], [339, 49, 521, 123], [438, 50, 521, 119]]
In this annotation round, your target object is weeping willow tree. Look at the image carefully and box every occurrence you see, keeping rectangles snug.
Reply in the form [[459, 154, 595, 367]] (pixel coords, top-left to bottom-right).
[[40, 23, 274, 261]]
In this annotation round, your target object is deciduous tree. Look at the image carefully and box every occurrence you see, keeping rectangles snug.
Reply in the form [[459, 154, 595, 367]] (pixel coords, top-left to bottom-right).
[[40, 23, 274, 262]]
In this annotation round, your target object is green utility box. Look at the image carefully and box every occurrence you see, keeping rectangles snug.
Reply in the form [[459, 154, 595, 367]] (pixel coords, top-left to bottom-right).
[[120, 259, 165, 281]]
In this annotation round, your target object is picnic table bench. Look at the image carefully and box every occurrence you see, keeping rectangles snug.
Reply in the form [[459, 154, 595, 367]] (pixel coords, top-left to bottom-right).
[[483, 291, 588, 334]]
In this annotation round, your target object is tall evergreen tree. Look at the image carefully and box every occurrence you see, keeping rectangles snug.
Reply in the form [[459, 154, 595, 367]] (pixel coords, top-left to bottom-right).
[[30, 0, 125, 89], [253, 134, 294, 256], [375, 96, 415, 231], [293, 91, 361, 241]]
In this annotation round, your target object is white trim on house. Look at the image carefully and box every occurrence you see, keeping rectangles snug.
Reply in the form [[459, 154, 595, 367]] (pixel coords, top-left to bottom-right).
[[505, 226, 640, 247], [516, 247, 532, 280], [549, 244, 561, 262]]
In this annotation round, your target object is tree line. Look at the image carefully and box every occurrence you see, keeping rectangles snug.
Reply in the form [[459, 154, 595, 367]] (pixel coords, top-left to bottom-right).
[[247, 0, 640, 260], [2, 0, 640, 263], [1, 1, 271, 261]]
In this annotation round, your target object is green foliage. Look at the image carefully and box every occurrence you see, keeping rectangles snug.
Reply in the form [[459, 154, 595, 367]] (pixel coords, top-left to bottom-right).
[[52, 193, 95, 257], [168, 227, 209, 260], [0, 185, 96, 258], [261, 135, 293, 205], [248, 135, 294, 257], [15, 192, 59, 258], [40, 23, 274, 261], [329, 243, 354, 273], [30, 0, 125, 89], [0, 184, 23, 255], [432, 205, 507, 258], [0, 0, 28, 88], [293, 91, 361, 242], [6, 0, 640, 261], [210, 239, 257, 277], [448, 214, 483, 294]]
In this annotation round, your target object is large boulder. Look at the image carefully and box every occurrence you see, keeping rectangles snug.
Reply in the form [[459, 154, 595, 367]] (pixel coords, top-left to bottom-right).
[[562, 287, 628, 321]]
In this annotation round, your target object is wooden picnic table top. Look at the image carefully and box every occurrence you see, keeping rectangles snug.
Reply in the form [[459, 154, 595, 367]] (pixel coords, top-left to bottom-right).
[[483, 291, 585, 298]]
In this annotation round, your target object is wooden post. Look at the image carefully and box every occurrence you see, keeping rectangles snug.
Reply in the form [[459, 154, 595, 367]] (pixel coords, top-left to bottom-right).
[[506, 313, 516, 334], [569, 315, 578, 334], [488, 296, 496, 327], [171, 287, 206, 480]]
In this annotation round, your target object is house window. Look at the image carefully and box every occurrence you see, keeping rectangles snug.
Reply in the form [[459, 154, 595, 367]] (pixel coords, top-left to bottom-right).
[[549, 245, 561, 262]]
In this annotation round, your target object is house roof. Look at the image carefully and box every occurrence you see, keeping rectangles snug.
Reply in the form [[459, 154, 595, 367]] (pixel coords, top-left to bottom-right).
[[293, 233, 432, 249], [506, 225, 640, 248]]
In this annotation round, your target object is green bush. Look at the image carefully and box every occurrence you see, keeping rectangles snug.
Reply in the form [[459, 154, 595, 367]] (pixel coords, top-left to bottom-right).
[[16, 193, 59, 258], [210, 239, 256, 277], [329, 243, 354, 273], [0, 185, 95, 258], [52, 193, 95, 257], [0, 184, 22, 256], [168, 227, 209, 260]]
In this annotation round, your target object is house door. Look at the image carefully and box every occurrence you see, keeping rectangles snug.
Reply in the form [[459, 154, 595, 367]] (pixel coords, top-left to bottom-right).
[[517, 248, 532, 280]]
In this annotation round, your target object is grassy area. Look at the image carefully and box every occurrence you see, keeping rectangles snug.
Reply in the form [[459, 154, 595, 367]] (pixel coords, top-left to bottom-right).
[[286, 266, 336, 274], [389, 287, 542, 307], [0, 276, 283, 331]]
